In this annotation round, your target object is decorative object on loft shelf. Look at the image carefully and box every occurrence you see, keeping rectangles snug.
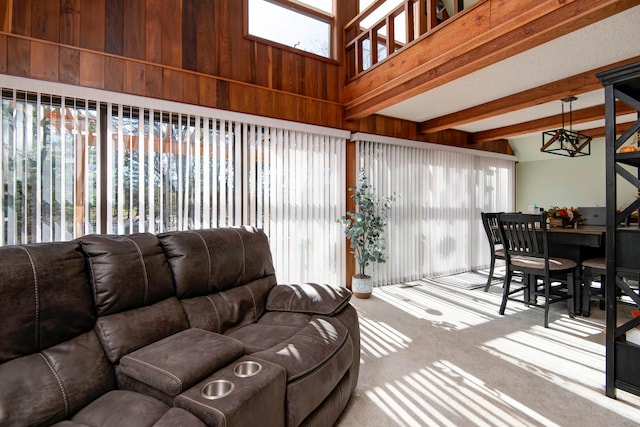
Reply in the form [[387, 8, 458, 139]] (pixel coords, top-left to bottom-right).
[[541, 96, 592, 157], [547, 206, 585, 228]]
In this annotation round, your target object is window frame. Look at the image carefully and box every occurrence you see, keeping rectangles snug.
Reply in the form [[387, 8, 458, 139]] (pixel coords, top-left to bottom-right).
[[244, 0, 337, 62]]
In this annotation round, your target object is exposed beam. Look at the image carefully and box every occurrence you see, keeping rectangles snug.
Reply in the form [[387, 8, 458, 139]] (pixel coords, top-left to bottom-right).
[[419, 56, 640, 134], [582, 122, 638, 140], [344, 0, 640, 121], [471, 102, 636, 143]]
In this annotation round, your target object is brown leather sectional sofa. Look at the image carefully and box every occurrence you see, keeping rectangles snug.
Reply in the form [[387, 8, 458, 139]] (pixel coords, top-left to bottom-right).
[[0, 227, 360, 426]]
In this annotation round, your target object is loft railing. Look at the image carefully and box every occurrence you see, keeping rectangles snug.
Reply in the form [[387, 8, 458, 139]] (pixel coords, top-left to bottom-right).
[[345, 0, 474, 80]]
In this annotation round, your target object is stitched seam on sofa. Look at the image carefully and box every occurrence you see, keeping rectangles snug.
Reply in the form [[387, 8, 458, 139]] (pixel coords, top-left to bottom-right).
[[124, 236, 150, 305], [288, 331, 349, 381], [179, 395, 227, 427], [287, 286, 297, 312], [19, 246, 39, 349], [205, 295, 221, 333], [121, 355, 183, 394], [244, 286, 258, 322], [231, 228, 246, 283], [84, 249, 100, 312], [39, 352, 70, 417], [95, 319, 118, 362], [193, 231, 213, 294]]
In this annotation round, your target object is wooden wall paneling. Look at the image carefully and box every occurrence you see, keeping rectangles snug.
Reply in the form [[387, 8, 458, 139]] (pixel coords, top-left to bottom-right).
[[11, 0, 30, 36], [162, 68, 182, 102], [215, 79, 230, 110], [0, 0, 11, 32], [79, 50, 104, 89], [181, 0, 197, 71], [145, 63, 162, 99], [281, 52, 303, 94], [0, 34, 6, 73], [145, 0, 162, 64], [198, 75, 216, 108], [7, 36, 29, 76], [194, 0, 215, 75], [60, 0, 80, 46], [253, 42, 271, 88], [105, 0, 123, 55], [59, 46, 80, 84], [80, 0, 104, 51], [123, 60, 144, 96], [271, 49, 282, 91], [30, 40, 59, 81], [215, 0, 231, 78], [161, 0, 181, 68], [181, 71, 198, 105], [104, 56, 124, 92], [32, 0, 60, 42], [123, 0, 145, 60]]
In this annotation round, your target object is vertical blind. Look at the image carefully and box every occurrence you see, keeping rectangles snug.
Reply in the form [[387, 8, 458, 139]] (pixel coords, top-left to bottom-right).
[[354, 134, 516, 286], [1, 81, 347, 286]]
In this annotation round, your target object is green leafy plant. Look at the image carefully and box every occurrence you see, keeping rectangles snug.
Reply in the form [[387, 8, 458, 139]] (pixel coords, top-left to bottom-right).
[[337, 170, 396, 278]]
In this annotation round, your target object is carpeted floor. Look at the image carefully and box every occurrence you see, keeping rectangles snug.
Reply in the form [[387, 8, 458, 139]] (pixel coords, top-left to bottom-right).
[[335, 278, 640, 427]]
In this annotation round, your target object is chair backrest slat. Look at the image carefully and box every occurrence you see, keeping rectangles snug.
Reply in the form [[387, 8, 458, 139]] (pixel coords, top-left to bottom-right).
[[497, 213, 548, 260], [481, 212, 503, 250]]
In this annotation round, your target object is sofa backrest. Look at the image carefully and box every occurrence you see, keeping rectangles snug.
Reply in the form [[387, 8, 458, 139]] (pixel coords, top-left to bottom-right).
[[0, 241, 116, 426], [159, 226, 277, 333], [77, 233, 189, 363]]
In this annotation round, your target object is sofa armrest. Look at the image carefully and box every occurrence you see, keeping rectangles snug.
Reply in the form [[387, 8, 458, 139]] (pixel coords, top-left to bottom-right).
[[266, 283, 351, 316]]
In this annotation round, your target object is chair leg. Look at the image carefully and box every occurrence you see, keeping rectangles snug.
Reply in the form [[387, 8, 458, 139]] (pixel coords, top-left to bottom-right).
[[484, 256, 496, 292], [499, 268, 512, 315], [582, 267, 592, 317], [543, 276, 551, 328], [567, 271, 575, 318]]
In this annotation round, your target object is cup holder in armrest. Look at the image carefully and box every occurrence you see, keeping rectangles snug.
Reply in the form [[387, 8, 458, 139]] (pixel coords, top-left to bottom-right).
[[201, 380, 234, 400], [234, 361, 262, 378]]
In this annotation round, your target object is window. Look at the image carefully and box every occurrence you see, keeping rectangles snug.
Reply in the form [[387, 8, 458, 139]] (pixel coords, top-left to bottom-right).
[[1, 79, 348, 286], [247, 0, 333, 58]]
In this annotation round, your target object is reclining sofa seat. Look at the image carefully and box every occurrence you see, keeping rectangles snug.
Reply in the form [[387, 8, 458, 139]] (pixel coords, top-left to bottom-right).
[[0, 241, 205, 427], [158, 227, 360, 427]]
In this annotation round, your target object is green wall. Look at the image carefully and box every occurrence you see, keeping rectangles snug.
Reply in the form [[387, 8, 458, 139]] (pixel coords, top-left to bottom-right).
[[512, 135, 636, 214]]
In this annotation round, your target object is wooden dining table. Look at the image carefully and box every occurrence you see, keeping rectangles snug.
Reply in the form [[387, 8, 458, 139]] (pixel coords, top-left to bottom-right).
[[546, 225, 606, 315]]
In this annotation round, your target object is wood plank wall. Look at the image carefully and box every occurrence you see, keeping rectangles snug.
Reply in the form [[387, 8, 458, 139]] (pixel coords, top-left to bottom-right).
[[0, 0, 346, 128]]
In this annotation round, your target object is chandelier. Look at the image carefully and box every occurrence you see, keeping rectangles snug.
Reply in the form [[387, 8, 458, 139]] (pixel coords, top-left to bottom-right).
[[541, 96, 591, 157]]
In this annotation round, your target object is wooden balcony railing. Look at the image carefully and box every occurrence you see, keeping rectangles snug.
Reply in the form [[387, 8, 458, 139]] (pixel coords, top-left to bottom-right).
[[345, 0, 474, 81]]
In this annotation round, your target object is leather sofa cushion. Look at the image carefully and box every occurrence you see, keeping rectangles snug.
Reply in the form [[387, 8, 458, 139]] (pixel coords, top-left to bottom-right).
[[180, 275, 275, 334], [266, 283, 352, 316], [0, 242, 94, 363], [69, 390, 170, 427], [159, 227, 275, 297], [0, 331, 115, 426], [119, 328, 244, 396], [251, 316, 353, 427], [227, 323, 301, 354], [78, 233, 176, 316], [96, 297, 189, 363]]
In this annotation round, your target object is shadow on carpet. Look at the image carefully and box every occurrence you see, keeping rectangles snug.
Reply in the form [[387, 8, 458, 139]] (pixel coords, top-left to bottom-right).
[[424, 270, 503, 290]]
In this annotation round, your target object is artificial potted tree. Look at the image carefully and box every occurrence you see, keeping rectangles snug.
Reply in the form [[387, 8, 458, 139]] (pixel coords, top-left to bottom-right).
[[338, 170, 396, 298]]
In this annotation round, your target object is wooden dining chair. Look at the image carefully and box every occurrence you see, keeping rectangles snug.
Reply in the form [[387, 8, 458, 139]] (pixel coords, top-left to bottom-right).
[[582, 256, 606, 317], [497, 212, 578, 328], [481, 212, 505, 291]]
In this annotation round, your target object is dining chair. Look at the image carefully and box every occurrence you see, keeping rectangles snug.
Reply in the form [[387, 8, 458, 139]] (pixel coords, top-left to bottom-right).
[[497, 212, 578, 328], [481, 212, 505, 292], [581, 256, 605, 317]]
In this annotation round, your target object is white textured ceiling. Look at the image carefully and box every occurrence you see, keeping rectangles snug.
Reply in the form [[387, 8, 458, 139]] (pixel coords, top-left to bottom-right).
[[376, 5, 640, 143]]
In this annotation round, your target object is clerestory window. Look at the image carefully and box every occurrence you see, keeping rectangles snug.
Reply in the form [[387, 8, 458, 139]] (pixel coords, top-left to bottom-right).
[[246, 0, 333, 59]]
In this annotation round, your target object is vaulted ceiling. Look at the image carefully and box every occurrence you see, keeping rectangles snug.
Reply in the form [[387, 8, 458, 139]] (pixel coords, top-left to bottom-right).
[[343, 1, 640, 159]]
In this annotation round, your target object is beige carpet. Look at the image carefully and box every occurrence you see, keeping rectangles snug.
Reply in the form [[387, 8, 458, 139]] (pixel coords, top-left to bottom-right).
[[336, 279, 640, 427]]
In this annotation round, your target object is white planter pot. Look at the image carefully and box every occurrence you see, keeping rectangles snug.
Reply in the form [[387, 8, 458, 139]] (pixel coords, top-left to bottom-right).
[[352, 275, 373, 299]]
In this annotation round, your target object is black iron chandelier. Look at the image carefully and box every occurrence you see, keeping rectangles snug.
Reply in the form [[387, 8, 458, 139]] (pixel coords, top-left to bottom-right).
[[541, 96, 592, 157]]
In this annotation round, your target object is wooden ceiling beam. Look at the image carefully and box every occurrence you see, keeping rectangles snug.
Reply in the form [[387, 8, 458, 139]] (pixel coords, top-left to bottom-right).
[[582, 122, 638, 140], [344, 0, 639, 121], [471, 102, 636, 143], [419, 56, 640, 134]]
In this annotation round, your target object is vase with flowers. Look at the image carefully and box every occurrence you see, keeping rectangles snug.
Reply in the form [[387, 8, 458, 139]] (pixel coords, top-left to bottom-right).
[[547, 206, 585, 228]]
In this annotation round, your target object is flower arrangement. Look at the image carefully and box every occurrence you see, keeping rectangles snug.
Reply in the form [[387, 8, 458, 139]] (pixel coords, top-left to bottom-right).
[[547, 206, 585, 227]]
